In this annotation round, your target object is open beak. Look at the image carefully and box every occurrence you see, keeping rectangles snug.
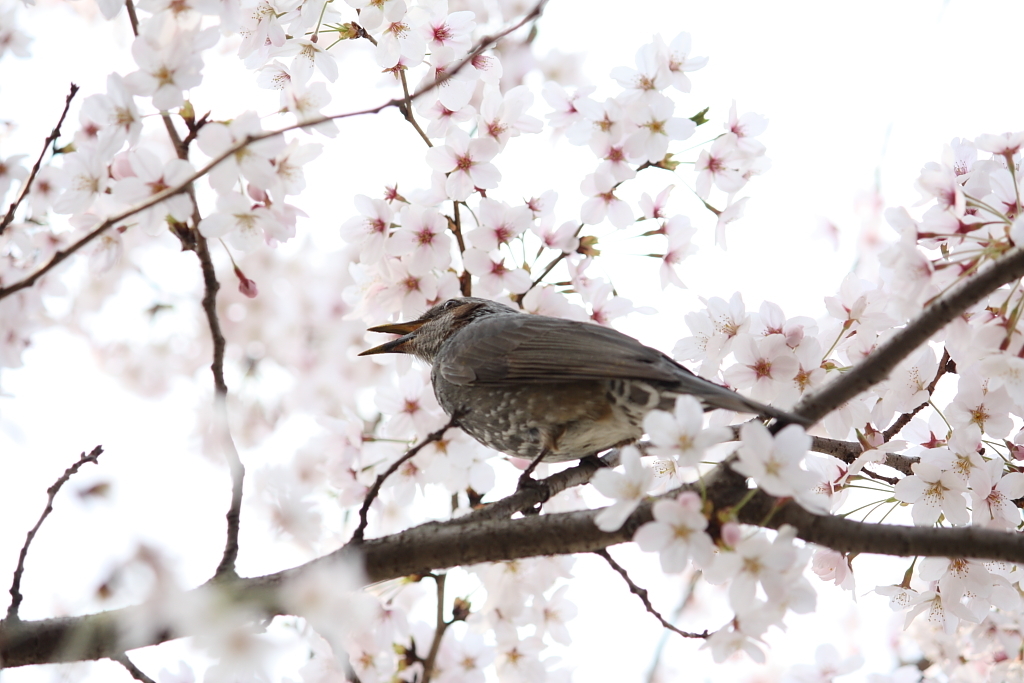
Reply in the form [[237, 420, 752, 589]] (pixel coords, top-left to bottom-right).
[[358, 320, 426, 356]]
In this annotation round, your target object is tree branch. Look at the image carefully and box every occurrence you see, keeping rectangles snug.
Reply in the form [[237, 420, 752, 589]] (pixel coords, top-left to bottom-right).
[[4, 479, 1024, 668], [5, 446, 103, 623], [352, 417, 458, 542], [0, 83, 79, 237], [794, 247, 1024, 424], [594, 549, 708, 640]]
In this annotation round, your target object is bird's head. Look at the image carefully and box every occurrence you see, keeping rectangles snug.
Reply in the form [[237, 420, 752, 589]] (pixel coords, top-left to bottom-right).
[[359, 297, 515, 363]]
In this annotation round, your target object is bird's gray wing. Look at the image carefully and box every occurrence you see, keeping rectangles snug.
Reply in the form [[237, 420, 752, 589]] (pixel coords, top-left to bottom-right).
[[436, 314, 694, 385], [435, 313, 807, 423]]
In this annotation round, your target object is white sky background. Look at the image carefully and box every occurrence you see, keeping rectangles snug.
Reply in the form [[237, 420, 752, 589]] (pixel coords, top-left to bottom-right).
[[1, 0, 1023, 681]]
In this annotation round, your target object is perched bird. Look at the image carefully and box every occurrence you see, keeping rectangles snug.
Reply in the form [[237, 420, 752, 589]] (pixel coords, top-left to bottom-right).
[[361, 297, 810, 463]]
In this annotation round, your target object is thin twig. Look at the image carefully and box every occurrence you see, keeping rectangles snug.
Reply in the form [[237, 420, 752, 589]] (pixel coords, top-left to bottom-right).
[[594, 549, 708, 640], [0, 1, 548, 304], [644, 570, 702, 683], [399, 70, 432, 147], [6, 446, 103, 622], [352, 417, 458, 542], [0, 83, 80, 237], [420, 573, 448, 683], [124, 0, 140, 36], [456, 447, 625, 523], [882, 347, 953, 441], [111, 653, 156, 683]]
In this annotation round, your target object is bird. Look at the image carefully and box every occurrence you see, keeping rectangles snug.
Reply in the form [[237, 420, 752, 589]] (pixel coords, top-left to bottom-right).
[[360, 297, 810, 465]]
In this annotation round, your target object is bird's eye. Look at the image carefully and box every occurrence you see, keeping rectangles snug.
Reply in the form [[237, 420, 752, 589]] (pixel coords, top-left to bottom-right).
[[441, 299, 459, 311]]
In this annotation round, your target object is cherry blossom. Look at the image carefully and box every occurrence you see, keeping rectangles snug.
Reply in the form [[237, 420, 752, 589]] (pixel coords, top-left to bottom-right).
[[425, 129, 501, 201], [643, 395, 731, 467], [591, 446, 654, 531], [733, 422, 816, 499], [633, 491, 714, 571]]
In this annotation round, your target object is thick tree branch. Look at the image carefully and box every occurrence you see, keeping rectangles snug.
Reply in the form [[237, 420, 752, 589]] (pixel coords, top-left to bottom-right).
[[4, 479, 1024, 668]]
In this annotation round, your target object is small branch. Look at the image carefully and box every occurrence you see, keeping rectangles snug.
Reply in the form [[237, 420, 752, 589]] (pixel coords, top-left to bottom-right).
[[456, 449, 622, 523], [420, 573, 448, 683], [6, 446, 103, 622], [594, 549, 708, 640], [352, 417, 458, 542], [809, 435, 918, 476], [111, 652, 156, 683], [124, 0, 140, 36], [398, 71, 432, 147], [194, 233, 227, 395], [0, 83, 80, 237], [882, 347, 953, 442], [644, 571, 702, 683]]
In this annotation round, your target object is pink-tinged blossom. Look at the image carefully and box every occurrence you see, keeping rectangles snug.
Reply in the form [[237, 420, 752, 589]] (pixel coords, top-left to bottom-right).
[[824, 273, 894, 334], [238, 1, 289, 62], [374, 369, 446, 439], [659, 214, 698, 289], [591, 446, 653, 531], [386, 205, 452, 276], [694, 133, 747, 199], [786, 644, 864, 682], [580, 169, 633, 228], [425, 129, 500, 201], [196, 111, 285, 193], [643, 395, 731, 467], [531, 219, 579, 254], [591, 137, 637, 183], [77, 74, 143, 148], [269, 140, 322, 198], [624, 93, 695, 163], [342, 196, 393, 266], [123, 21, 218, 110], [724, 101, 767, 155], [462, 248, 530, 297], [633, 491, 714, 572], [418, 3, 475, 53], [724, 334, 799, 403], [197, 191, 280, 250], [0, 153, 27, 201], [971, 458, 1024, 528], [344, 0, 404, 31], [274, 37, 339, 82], [478, 85, 542, 150], [542, 82, 596, 141], [705, 525, 803, 612], [714, 195, 749, 249], [916, 161, 965, 216], [281, 81, 339, 137], [53, 131, 123, 215], [415, 94, 476, 139], [112, 149, 195, 236], [975, 131, 1024, 156], [810, 549, 855, 592], [893, 461, 970, 526], [639, 185, 673, 220], [378, 259, 440, 319], [904, 589, 978, 634], [656, 32, 707, 93], [610, 40, 670, 104], [947, 376, 1014, 438], [0, 7, 32, 58], [527, 585, 577, 646], [733, 422, 816, 499], [978, 354, 1024, 407], [375, 10, 427, 69], [466, 198, 531, 251]]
